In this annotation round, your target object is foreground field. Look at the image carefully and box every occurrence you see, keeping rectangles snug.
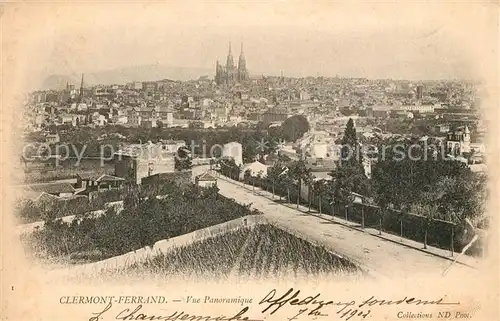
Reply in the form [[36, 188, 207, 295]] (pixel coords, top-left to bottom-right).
[[119, 224, 360, 281]]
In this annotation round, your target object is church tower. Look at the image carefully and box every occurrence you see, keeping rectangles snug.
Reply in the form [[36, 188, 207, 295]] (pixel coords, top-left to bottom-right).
[[214, 42, 249, 86], [79, 74, 85, 102], [215, 59, 223, 85], [238, 42, 248, 82], [226, 42, 236, 86]]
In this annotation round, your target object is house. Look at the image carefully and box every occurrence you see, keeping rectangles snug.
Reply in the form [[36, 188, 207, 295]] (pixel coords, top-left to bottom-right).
[[77, 103, 88, 112], [435, 124, 451, 133], [127, 107, 142, 126], [160, 140, 186, 153], [446, 126, 471, 156], [24, 182, 75, 198], [114, 142, 176, 184], [58, 114, 74, 125], [195, 171, 218, 188], [92, 114, 107, 127], [367, 105, 392, 119], [45, 133, 60, 144], [239, 161, 269, 180], [76, 173, 125, 193], [141, 171, 192, 187]]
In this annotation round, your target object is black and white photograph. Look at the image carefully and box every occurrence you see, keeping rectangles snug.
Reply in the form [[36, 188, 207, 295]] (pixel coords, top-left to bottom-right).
[[1, 2, 498, 321]]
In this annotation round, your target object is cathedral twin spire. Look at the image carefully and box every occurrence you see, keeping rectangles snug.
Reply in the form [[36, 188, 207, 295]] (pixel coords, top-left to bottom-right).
[[215, 42, 248, 86]]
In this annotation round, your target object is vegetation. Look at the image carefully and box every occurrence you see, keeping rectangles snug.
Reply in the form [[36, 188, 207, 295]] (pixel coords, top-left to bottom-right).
[[20, 182, 260, 262], [371, 138, 487, 225], [123, 224, 359, 280], [279, 115, 310, 142], [214, 117, 487, 255], [174, 146, 192, 170], [329, 118, 371, 205]]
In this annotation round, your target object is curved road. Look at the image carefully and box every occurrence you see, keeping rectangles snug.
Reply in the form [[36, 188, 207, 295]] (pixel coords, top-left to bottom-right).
[[194, 166, 478, 280]]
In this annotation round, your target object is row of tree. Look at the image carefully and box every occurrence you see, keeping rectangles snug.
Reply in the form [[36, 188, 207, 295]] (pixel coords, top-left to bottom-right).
[[218, 117, 487, 251], [25, 115, 310, 165]]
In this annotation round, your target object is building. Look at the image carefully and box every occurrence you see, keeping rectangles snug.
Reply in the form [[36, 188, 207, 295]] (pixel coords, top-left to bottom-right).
[[215, 42, 249, 86], [399, 105, 435, 114], [195, 171, 218, 188], [446, 126, 471, 156], [239, 161, 268, 180], [45, 133, 60, 144], [435, 124, 451, 133], [416, 85, 424, 100], [367, 105, 392, 119], [248, 108, 289, 125], [222, 142, 243, 166], [141, 171, 192, 187], [114, 142, 176, 185], [23, 182, 76, 198], [75, 173, 125, 193]]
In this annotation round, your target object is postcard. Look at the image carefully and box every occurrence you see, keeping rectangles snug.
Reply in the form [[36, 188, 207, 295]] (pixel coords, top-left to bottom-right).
[[1, 2, 498, 321]]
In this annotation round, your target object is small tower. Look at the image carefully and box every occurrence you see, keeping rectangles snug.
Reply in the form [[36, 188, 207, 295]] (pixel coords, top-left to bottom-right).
[[79, 74, 85, 102], [238, 42, 248, 82], [215, 58, 222, 85], [226, 41, 234, 70], [226, 42, 235, 86]]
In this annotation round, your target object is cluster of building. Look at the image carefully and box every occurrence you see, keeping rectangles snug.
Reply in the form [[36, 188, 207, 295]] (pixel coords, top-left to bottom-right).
[[17, 140, 243, 202], [23, 70, 481, 136], [18, 45, 487, 201]]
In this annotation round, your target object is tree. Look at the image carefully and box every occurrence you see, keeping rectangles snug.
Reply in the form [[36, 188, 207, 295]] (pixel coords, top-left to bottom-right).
[[281, 115, 310, 142], [242, 136, 259, 163], [340, 118, 363, 168], [243, 169, 252, 186], [303, 172, 315, 212], [328, 166, 355, 206], [219, 158, 240, 181], [174, 147, 192, 171], [188, 121, 204, 129], [314, 179, 328, 214], [267, 162, 287, 200], [281, 174, 294, 203], [329, 118, 371, 214], [289, 160, 310, 208]]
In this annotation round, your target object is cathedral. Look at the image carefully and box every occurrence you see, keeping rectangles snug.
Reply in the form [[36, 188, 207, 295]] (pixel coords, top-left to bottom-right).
[[215, 42, 249, 86]]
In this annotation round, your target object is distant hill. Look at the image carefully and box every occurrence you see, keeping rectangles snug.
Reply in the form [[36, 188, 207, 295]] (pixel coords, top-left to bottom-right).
[[41, 74, 76, 90], [41, 64, 213, 89]]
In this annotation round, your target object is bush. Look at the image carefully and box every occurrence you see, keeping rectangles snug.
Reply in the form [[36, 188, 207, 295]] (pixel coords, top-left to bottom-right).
[[21, 182, 260, 262]]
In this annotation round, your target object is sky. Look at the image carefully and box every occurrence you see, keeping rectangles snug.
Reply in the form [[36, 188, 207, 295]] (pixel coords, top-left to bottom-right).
[[3, 1, 497, 90]]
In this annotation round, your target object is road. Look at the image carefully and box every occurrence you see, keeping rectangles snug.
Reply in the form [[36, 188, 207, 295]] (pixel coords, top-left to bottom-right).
[[193, 166, 477, 279]]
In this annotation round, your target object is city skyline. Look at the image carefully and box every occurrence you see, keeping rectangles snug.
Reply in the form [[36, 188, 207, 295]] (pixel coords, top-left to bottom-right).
[[9, 2, 495, 91]]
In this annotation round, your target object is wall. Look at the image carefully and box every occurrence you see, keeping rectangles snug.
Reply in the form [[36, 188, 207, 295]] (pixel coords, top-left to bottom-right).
[[136, 154, 175, 184], [114, 155, 135, 183]]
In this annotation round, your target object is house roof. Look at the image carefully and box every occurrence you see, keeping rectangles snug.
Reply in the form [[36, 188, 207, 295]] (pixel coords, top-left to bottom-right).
[[25, 182, 75, 194], [34, 192, 61, 202], [77, 172, 124, 182], [196, 172, 217, 182], [96, 175, 125, 182]]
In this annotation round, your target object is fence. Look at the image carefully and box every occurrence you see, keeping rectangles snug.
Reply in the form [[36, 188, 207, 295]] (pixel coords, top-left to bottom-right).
[[218, 170, 483, 256]]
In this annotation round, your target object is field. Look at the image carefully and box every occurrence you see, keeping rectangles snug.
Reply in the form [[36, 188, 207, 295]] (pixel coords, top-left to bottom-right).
[[120, 224, 360, 281]]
